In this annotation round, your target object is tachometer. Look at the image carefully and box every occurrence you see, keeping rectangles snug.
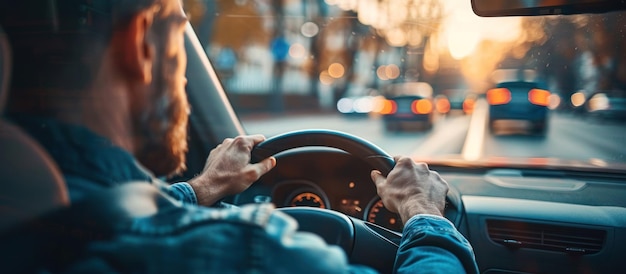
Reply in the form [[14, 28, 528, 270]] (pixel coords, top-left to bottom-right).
[[365, 198, 403, 231], [290, 192, 327, 209]]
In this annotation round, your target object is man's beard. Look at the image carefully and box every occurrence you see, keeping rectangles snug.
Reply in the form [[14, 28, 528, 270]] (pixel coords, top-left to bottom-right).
[[134, 53, 189, 178]]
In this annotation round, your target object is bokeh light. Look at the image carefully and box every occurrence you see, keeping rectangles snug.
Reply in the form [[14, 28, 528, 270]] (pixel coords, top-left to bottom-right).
[[548, 94, 561, 110], [571, 92, 586, 107], [328, 63, 345, 78], [385, 64, 400, 79], [337, 98, 354, 113], [377, 65, 389, 80], [319, 70, 334, 85], [354, 97, 375, 113], [301, 22, 320, 38], [385, 28, 407, 47], [289, 43, 306, 59]]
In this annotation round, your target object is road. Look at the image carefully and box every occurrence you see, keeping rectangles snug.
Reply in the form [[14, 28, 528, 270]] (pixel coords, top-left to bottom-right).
[[240, 108, 626, 164], [241, 113, 469, 157], [482, 114, 626, 163]]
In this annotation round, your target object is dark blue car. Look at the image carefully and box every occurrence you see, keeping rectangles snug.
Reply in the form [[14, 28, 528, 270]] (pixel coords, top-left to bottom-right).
[[487, 81, 550, 134], [379, 82, 434, 132]]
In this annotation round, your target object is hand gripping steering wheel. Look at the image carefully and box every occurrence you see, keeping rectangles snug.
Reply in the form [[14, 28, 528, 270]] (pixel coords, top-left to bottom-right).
[[250, 129, 398, 273]]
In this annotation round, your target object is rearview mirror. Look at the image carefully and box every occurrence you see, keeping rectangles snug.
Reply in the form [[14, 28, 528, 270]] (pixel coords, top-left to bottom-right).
[[471, 0, 626, 17]]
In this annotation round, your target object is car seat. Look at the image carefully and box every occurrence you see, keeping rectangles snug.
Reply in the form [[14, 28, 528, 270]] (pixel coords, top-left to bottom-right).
[[0, 25, 69, 233]]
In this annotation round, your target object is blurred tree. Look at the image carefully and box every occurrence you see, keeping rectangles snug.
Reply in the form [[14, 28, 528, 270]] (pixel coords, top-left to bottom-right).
[[470, 11, 626, 111], [211, 0, 269, 50], [520, 12, 626, 108], [183, 0, 216, 48], [589, 12, 626, 91]]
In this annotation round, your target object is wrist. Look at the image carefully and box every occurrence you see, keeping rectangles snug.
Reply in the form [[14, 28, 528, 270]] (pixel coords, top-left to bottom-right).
[[188, 177, 220, 206], [399, 200, 443, 224]]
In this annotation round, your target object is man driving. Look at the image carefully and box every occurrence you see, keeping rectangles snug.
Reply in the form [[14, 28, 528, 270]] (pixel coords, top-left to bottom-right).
[[0, 0, 478, 273]]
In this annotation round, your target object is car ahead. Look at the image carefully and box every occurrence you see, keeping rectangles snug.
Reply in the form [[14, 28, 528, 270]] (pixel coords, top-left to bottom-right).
[[378, 82, 434, 131], [487, 81, 550, 134], [439, 92, 477, 116], [586, 90, 626, 121]]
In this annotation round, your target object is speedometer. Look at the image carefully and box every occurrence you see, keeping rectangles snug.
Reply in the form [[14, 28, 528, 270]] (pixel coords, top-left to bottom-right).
[[365, 198, 403, 231], [290, 192, 327, 209]]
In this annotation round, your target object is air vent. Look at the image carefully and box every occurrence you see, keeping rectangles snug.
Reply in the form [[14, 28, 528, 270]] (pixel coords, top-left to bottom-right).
[[487, 219, 606, 254]]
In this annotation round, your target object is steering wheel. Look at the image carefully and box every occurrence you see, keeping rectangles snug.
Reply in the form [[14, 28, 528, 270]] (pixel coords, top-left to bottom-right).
[[251, 129, 395, 176], [250, 129, 399, 273]]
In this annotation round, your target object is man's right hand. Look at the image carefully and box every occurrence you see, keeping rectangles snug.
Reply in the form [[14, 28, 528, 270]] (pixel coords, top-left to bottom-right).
[[370, 156, 449, 224], [188, 135, 276, 206]]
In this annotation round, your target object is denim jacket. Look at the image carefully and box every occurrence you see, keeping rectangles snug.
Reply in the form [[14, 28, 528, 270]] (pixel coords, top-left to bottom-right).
[[14, 116, 479, 274]]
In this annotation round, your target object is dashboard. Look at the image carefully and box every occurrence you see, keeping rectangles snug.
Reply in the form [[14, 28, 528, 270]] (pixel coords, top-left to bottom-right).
[[232, 148, 626, 274], [233, 148, 459, 233]]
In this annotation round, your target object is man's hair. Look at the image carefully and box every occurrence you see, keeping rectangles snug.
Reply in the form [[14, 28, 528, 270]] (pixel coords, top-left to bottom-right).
[[0, 0, 162, 115]]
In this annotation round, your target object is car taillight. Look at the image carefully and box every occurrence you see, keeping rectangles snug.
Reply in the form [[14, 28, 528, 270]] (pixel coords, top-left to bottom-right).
[[379, 100, 397, 114], [487, 88, 511, 105], [435, 97, 450, 114], [412, 99, 432, 114], [528, 89, 550, 106], [463, 98, 475, 114]]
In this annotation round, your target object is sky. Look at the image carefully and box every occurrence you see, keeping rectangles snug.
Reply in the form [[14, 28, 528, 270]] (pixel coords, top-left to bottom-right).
[[439, 0, 522, 59]]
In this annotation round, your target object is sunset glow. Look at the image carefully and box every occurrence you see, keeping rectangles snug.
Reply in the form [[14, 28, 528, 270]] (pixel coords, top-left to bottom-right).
[[440, 0, 522, 60]]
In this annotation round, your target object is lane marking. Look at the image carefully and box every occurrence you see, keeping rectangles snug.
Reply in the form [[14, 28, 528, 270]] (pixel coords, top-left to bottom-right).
[[412, 116, 470, 157], [462, 99, 488, 161]]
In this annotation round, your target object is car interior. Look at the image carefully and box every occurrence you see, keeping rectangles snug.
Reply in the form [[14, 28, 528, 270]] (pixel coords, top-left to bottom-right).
[[0, 26, 69, 234], [1, 0, 626, 273]]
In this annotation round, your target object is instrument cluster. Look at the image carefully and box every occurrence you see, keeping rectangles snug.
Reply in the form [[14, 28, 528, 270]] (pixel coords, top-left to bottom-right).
[[272, 179, 404, 232], [234, 149, 456, 233]]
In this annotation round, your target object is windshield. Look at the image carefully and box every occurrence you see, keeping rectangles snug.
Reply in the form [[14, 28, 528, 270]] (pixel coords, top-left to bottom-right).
[[183, 0, 626, 170]]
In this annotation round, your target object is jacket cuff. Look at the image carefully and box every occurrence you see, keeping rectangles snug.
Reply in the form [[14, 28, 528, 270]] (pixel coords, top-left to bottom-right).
[[399, 214, 478, 274], [166, 182, 198, 205], [404, 214, 455, 229]]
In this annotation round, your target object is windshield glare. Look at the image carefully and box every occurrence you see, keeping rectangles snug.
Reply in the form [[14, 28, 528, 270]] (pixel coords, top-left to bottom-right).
[[183, 0, 626, 169]]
